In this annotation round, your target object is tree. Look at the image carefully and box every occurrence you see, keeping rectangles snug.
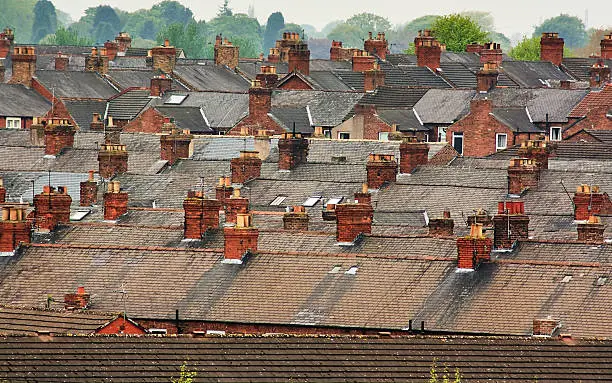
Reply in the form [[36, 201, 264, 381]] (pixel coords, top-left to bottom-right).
[[487, 31, 512, 52], [508, 36, 540, 60], [430, 14, 488, 52], [263, 12, 284, 53], [460, 11, 494, 32], [574, 29, 607, 57], [91, 6, 122, 43], [171, 361, 197, 383], [152, 1, 194, 25], [345, 12, 392, 34], [40, 26, 93, 46], [32, 0, 57, 43], [0, 0, 37, 43], [218, 0, 232, 17], [157, 22, 207, 58], [207, 13, 262, 57], [396, 15, 439, 52], [533, 14, 588, 49], [327, 23, 364, 48]]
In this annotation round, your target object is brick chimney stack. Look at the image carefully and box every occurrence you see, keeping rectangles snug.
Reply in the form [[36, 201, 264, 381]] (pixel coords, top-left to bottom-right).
[[183, 190, 222, 239], [429, 209, 454, 237], [479, 42, 502, 65], [54, 52, 69, 71], [98, 126, 128, 179], [151, 39, 176, 73], [150, 75, 173, 97], [589, 59, 611, 88], [0, 28, 13, 59], [517, 139, 550, 170], [457, 223, 492, 269], [103, 181, 128, 221], [465, 43, 484, 54], [573, 184, 612, 221], [224, 213, 258, 262], [64, 286, 90, 310], [354, 183, 372, 205], [0, 205, 31, 253], [115, 32, 132, 54], [476, 62, 500, 92], [44, 119, 75, 156], [104, 40, 119, 61], [0, 178, 5, 203], [8, 46, 36, 87], [214, 36, 240, 69], [363, 62, 385, 92], [33, 185, 72, 232], [399, 138, 429, 174], [283, 205, 309, 231], [364, 32, 389, 60], [352, 50, 376, 72], [278, 132, 309, 171], [255, 65, 279, 88], [0, 60, 5, 83], [267, 48, 281, 63], [80, 170, 98, 207], [335, 202, 374, 244], [601, 33, 612, 60], [90, 113, 104, 131], [533, 317, 561, 337], [507, 158, 539, 195], [577, 215, 605, 244], [160, 127, 193, 166], [85, 47, 109, 75], [540, 32, 564, 66], [366, 154, 397, 189], [414, 30, 441, 71], [215, 177, 234, 208], [225, 189, 249, 225], [288, 42, 310, 75], [231, 151, 262, 184], [493, 201, 529, 250], [248, 79, 272, 122]]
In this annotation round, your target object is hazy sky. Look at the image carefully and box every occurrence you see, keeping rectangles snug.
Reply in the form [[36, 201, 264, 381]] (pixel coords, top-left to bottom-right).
[[52, 0, 611, 37]]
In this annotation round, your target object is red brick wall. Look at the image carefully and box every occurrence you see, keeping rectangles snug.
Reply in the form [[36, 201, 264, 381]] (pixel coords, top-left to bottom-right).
[[457, 237, 492, 269], [33, 188, 72, 232], [352, 105, 393, 140], [352, 55, 376, 72], [96, 317, 146, 335], [225, 197, 249, 224], [0, 220, 31, 252], [224, 227, 259, 260], [160, 135, 192, 165], [277, 75, 313, 90], [44, 125, 75, 156], [278, 137, 309, 170], [183, 197, 222, 239], [399, 142, 428, 174], [563, 105, 612, 137], [283, 212, 309, 230], [288, 48, 310, 75], [104, 192, 128, 221], [230, 157, 262, 184], [122, 108, 166, 133], [493, 215, 529, 249], [577, 222, 605, 243], [335, 203, 374, 243], [540, 34, 564, 66], [573, 191, 612, 220], [80, 181, 98, 207], [98, 150, 128, 179], [229, 88, 285, 136], [363, 70, 385, 92], [366, 159, 397, 189], [428, 218, 454, 237], [564, 130, 600, 143]]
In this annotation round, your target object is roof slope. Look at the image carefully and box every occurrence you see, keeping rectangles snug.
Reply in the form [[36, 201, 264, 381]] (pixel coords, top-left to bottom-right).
[[0, 84, 50, 117], [413, 89, 476, 124], [173, 64, 250, 91], [34, 71, 118, 99]]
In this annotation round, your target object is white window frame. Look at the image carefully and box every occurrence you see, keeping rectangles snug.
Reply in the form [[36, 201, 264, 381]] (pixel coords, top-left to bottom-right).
[[452, 132, 464, 155], [338, 132, 350, 140], [438, 127, 447, 142], [6, 117, 21, 129], [495, 133, 508, 151], [378, 132, 389, 141], [550, 126, 562, 141]]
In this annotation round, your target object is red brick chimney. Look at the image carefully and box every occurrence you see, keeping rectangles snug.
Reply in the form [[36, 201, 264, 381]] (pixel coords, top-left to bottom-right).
[[476, 62, 500, 92], [0, 30, 12, 59], [160, 127, 193, 166], [0, 60, 5, 83], [283, 205, 309, 231], [90, 113, 104, 131], [507, 158, 539, 195], [366, 154, 397, 189], [215, 177, 233, 209], [414, 30, 441, 71], [256, 65, 279, 88], [248, 79, 272, 117], [457, 223, 492, 269], [44, 119, 75, 156], [288, 43, 310, 75], [602, 33, 612, 60], [465, 43, 484, 54], [577, 215, 605, 244], [573, 184, 612, 221], [364, 32, 389, 60], [479, 42, 502, 65], [115, 32, 132, 54], [363, 63, 385, 92], [533, 317, 561, 337], [150, 75, 173, 97], [517, 139, 550, 170], [64, 286, 90, 310], [399, 138, 429, 174], [8, 46, 36, 87], [589, 59, 611, 88], [104, 40, 119, 61], [429, 209, 454, 237], [335, 202, 374, 244], [268, 48, 281, 63], [354, 183, 372, 205], [278, 132, 309, 171], [98, 142, 128, 179], [225, 189, 249, 225], [214, 36, 240, 69], [33, 185, 72, 232], [330, 40, 344, 61], [54, 52, 69, 71], [183, 190, 222, 239], [231, 151, 262, 184], [493, 201, 529, 250], [85, 47, 109, 75], [0, 178, 5, 203], [540, 32, 564, 66], [352, 50, 376, 72], [151, 39, 176, 73], [80, 170, 98, 207], [224, 213, 258, 262], [0, 205, 31, 253], [103, 181, 128, 221]]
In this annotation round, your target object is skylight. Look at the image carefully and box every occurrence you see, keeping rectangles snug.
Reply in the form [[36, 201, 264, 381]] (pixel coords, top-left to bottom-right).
[[329, 266, 342, 274], [597, 276, 608, 286], [561, 275, 572, 283], [303, 196, 322, 207], [326, 197, 343, 206], [345, 266, 359, 275], [269, 196, 286, 206], [165, 94, 188, 105], [70, 210, 91, 221]]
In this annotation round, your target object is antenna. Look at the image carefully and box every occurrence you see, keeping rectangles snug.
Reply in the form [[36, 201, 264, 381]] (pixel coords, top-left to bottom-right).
[[114, 283, 128, 332], [559, 180, 575, 210]]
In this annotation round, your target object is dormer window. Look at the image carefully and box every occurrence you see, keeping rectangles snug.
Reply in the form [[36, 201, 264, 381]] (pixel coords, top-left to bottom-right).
[[550, 127, 562, 141]]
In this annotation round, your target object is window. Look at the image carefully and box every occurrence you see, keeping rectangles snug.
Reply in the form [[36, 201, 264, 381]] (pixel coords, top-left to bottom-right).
[[338, 132, 350, 140], [148, 328, 168, 334], [550, 127, 562, 141], [326, 197, 343, 206], [302, 196, 322, 207], [323, 129, 332, 138], [165, 94, 187, 105], [452, 132, 464, 155], [6, 117, 21, 129], [438, 127, 447, 142], [378, 132, 389, 141], [345, 266, 359, 275], [424, 134, 429, 142], [329, 266, 342, 274], [496, 133, 508, 151], [269, 196, 286, 206]]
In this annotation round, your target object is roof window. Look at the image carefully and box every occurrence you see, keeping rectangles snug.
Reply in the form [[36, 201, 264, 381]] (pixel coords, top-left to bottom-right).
[[165, 94, 188, 105]]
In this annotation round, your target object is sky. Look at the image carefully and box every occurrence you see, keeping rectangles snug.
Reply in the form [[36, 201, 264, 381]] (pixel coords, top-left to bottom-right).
[[52, 0, 611, 38]]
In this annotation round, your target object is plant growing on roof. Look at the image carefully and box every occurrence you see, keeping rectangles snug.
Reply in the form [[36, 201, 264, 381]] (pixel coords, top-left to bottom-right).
[[428, 359, 462, 383], [170, 361, 197, 383]]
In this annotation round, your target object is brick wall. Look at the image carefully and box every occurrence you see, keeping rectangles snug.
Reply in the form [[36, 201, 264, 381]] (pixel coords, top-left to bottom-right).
[[44, 123, 75, 156], [456, 236, 492, 269], [0, 207, 31, 252], [428, 217, 454, 237], [363, 69, 385, 92], [98, 144, 128, 179], [96, 317, 147, 335], [224, 226, 259, 260], [283, 210, 309, 231], [150, 77, 173, 97], [8, 47, 36, 87], [104, 189, 128, 221], [183, 193, 222, 239], [563, 105, 612, 137], [160, 133, 193, 165], [573, 186, 612, 220], [225, 196, 249, 224], [33, 186, 72, 232], [399, 141, 429, 174], [493, 214, 529, 250], [507, 159, 539, 195], [122, 108, 167, 133], [533, 318, 560, 336], [540, 33, 564, 66], [366, 154, 397, 189], [229, 87, 285, 136], [363, 33, 388, 60], [288, 45, 310, 75], [80, 174, 98, 207], [278, 135, 309, 170], [151, 45, 176, 73], [214, 43, 240, 69], [230, 152, 262, 183], [335, 203, 374, 243], [577, 221, 605, 243], [277, 75, 313, 90]]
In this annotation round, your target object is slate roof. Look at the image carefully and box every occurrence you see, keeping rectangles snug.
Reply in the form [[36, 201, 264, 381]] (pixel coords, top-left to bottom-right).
[[107, 69, 188, 91], [397, 65, 451, 88], [563, 57, 612, 81], [34, 71, 118, 99], [173, 64, 250, 91], [0, 307, 112, 335], [413, 89, 476, 124], [237, 60, 289, 79], [377, 109, 425, 131], [358, 87, 429, 109], [170, 91, 249, 130], [307, 71, 354, 91], [2, 335, 610, 383], [63, 99, 107, 131], [0, 84, 50, 117], [491, 107, 542, 133], [332, 71, 365, 91], [154, 106, 212, 133], [501, 61, 576, 88], [269, 107, 312, 134], [106, 89, 152, 120]]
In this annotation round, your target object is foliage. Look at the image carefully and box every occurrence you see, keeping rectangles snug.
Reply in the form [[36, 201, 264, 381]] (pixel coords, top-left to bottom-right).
[[325, 12, 391, 49], [533, 14, 588, 49], [207, 14, 262, 58], [153, 1, 194, 25], [170, 361, 197, 383], [0, 0, 37, 43], [321, 20, 343, 36], [430, 14, 488, 52], [327, 23, 364, 48], [263, 12, 284, 52], [301, 24, 322, 39], [487, 31, 512, 52], [508, 35, 573, 61], [428, 359, 462, 383], [157, 22, 207, 58], [397, 15, 439, 52], [56, 9, 73, 28], [573, 29, 607, 57], [218, 0, 233, 17], [32, 0, 57, 43], [40, 27, 93, 46], [460, 11, 494, 32], [345, 12, 392, 34], [91, 6, 122, 43]]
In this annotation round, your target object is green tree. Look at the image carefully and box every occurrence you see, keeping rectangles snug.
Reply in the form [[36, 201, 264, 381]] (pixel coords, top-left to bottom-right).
[[533, 14, 588, 49], [91, 6, 122, 43], [32, 0, 58, 43], [208, 13, 262, 58], [40, 26, 93, 46], [460, 11, 494, 32], [430, 14, 488, 52], [509, 35, 573, 60], [0, 0, 36, 43], [157, 22, 207, 58], [171, 361, 197, 383], [397, 15, 439, 53], [218, 0, 233, 17], [345, 12, 392, 34], [263, 12, 284, 52], [152, 1, 194, 25], [327, 23, 364, 48]]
